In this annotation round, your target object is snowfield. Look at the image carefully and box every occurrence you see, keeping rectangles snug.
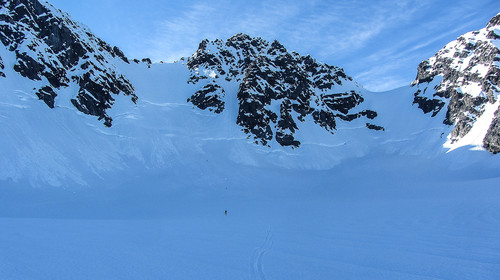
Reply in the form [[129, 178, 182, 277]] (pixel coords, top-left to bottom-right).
[[1, 154, 500, 279]]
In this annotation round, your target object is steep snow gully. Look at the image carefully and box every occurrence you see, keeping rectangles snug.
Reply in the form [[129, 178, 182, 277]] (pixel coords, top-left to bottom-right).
[[0, 1, 500, 279]]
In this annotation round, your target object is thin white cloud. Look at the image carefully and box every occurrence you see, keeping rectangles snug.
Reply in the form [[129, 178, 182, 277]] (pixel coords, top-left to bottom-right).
[[349, 2, 494, 91], [140, 0, 497, 91], [144, 1, 305, 62], [281, 0, 433, 59], [145, 3, 218, 62], [144, 0, 425, 61]]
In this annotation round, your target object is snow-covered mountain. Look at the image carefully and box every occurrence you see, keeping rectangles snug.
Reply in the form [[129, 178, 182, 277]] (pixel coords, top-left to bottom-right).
[[186, 34, 380, 147], [0, 0, 137, 126], [412, 13, 500, 153], [0, 0, 499, 188]]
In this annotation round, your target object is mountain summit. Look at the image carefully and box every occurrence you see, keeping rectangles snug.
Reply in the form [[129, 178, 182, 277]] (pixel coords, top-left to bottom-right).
[[186, 34, 380, 147], [412, 13, 500, 153], [0, 0, 137, 126]]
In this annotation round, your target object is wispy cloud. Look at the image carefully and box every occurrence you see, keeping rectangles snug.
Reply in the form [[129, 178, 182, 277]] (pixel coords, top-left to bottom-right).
[[347, 0, 496, 91], [144, 0, 305, 62], [144, 0, 421, 62], [145, 3, 218, 62], [141, 0, 498, 91]]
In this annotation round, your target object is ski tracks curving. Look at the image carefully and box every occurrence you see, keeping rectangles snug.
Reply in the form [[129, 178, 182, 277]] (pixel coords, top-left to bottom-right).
[[250, 228, 273, 280]]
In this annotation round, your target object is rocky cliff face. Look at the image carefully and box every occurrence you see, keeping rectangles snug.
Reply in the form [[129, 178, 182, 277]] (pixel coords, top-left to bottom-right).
[[0, 54, 4, 77], [412, 13, 500, 153], [186, 34, 380, 147], [0, 0, 137, 126]]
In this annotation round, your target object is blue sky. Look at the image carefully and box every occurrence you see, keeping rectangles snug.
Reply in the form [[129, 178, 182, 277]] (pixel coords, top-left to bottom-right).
[[46, 0, 499, 91]]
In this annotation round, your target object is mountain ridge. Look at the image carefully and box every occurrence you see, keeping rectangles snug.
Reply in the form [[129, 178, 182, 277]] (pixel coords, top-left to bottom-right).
[[0, 0, 499, 187], [412, 13, 500, 153], [0, 0, 137, 126], [185, 33, 381, 147]]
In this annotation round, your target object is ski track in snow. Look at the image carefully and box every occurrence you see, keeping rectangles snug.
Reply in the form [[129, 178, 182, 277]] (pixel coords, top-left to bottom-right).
[[141, 100, 191, 108], [0, 102, 28, 109], [251, 228, 273, 280], [301, 141, 347, 148]]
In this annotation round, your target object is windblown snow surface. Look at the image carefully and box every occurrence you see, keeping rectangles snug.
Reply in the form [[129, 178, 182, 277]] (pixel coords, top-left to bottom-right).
[[1, 58, 500, 279]]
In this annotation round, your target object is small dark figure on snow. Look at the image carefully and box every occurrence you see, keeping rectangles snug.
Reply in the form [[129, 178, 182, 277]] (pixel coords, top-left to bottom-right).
[[225, 210, 228, 215]]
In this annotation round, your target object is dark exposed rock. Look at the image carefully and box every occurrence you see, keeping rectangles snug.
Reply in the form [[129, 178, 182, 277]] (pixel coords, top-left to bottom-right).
[[13, 50, 44, 80], [487, 13, 500, 28], [0, 55, 5, 77], [141, 58, 152, 68], [413, 61, 434, 83], [36, 86, 57, 108], [488, 30, 500, 40], [412, 13, 500, 151], [236, 57, 278, 146], [187, 34, 378, 147], [267, 40, 287, 56], [112, 46, 129, 63], [366, 123, 385, 131], [444, 90, 488, 139], [0, 0, 137, 126], [322, 91, 364, 114], [361, 110, 378, 120], [312, 110, 336, 132], [187, 83, 225, 113], [483, 107, 500, 153], [276, 100, 300, 147], [412, 94, 445, 117]]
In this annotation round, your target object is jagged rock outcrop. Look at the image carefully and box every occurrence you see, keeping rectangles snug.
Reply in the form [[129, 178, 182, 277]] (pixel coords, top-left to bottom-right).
[[484, 107, 500, 153], [412, 13, 500, 153], [0, 54, 4, 77], [186, 34, 380, 147], [0, 0, 137, 126]]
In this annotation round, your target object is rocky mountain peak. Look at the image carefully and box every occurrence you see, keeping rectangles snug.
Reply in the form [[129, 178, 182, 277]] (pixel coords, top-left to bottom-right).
[[487, 12, 500, 29], [412, 13, 500, 153], [186, 34, 380, 147], [0, 0, 137, 126]]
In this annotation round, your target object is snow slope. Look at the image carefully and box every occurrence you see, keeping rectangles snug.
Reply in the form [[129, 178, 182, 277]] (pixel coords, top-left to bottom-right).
[[1, 57, 493, 187]]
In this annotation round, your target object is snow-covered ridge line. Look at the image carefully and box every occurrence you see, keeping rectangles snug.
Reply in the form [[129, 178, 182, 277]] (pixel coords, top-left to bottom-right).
[[185, 34, 382, 147], [0, 0, 137, 126], [412, 12, 500, 153]]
